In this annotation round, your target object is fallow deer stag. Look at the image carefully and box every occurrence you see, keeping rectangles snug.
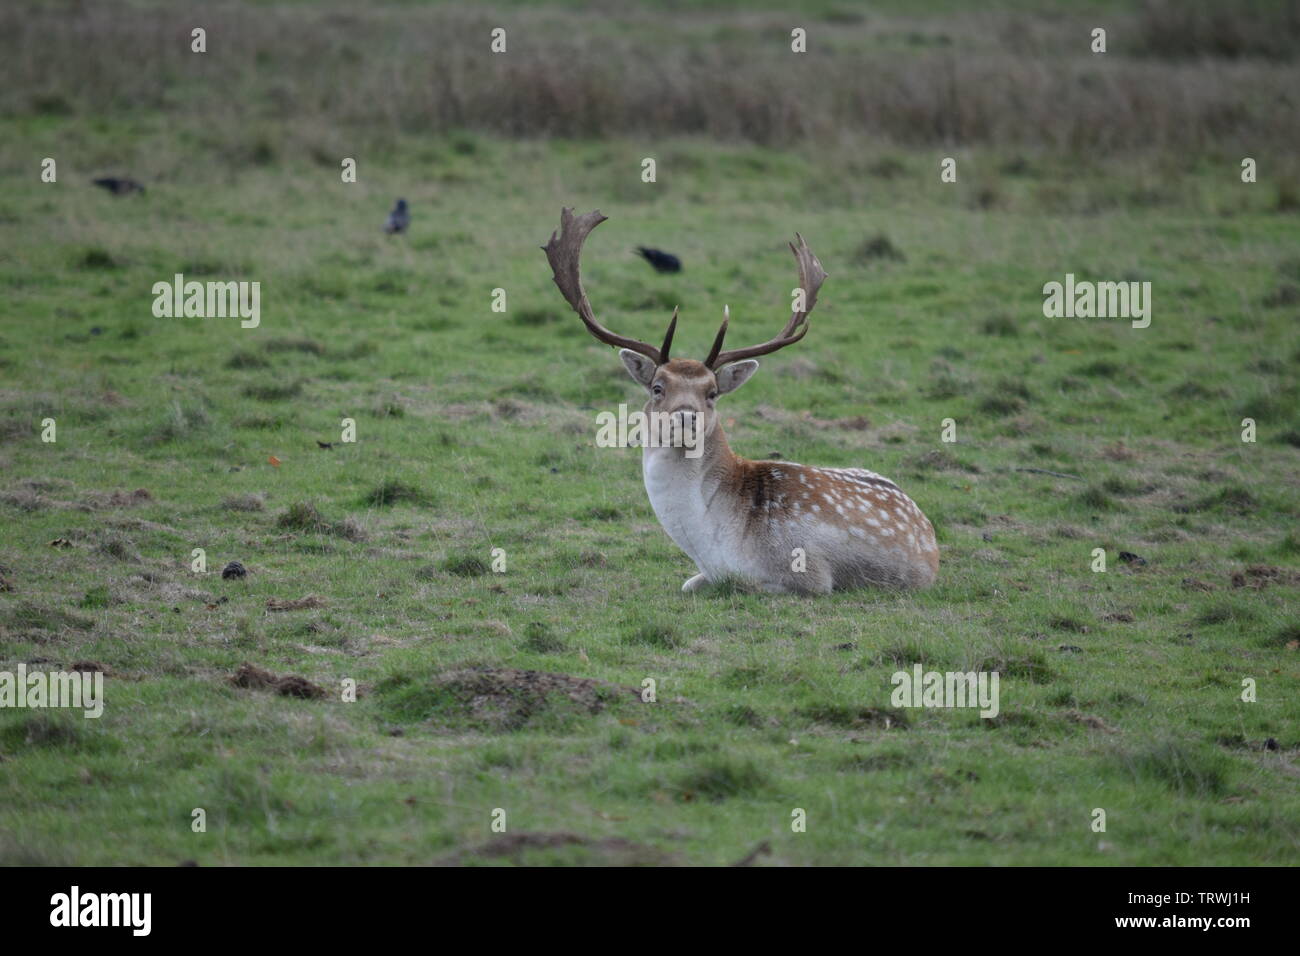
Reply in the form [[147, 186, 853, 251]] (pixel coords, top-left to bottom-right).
[[543, 208, 938, 594]]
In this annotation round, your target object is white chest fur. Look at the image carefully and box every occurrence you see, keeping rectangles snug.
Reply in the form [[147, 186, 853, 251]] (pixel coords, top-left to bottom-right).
[[642, 448, 741, 577]]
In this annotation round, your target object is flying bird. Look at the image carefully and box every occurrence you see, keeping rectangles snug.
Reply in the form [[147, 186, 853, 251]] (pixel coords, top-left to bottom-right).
[[635, 246, 682, 273], [384, 198, 410, 234], [92, 177, 144, 196]]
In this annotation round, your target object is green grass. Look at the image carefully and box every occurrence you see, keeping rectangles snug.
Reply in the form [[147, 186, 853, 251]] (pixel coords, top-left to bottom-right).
[[1, 4, 1299, 867]]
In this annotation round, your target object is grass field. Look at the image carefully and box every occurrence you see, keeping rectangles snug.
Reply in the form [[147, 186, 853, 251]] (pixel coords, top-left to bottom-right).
[[1, 1, 1298, 866]]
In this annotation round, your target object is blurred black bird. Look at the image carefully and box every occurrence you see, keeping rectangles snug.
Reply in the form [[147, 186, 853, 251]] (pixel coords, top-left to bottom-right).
[[635, 246, 681, 273], [92, 177, 144, 196], [384, 198, 410, 234]]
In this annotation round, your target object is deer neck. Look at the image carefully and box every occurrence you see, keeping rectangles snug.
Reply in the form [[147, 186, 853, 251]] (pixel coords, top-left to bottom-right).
[[642, 419, 738, 483], [640, 419, 750, 576]]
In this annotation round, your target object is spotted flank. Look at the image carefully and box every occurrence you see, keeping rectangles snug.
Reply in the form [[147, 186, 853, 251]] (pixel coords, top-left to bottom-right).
[[739, 459, 940, 587]]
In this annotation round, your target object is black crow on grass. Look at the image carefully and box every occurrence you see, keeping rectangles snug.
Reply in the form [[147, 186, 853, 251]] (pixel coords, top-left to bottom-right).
[[92, 177, 144, 196], [636, 246, 681, 273], [384, 198, 410, 234]]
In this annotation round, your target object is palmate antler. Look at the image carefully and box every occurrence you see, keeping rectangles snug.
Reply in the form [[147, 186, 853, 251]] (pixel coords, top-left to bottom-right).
[[543, 208, 826, 369], [705, 234, 826, 369], [543, 208, 677, 364]]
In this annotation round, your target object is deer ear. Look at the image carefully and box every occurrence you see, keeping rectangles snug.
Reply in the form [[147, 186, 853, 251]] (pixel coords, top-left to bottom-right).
[[619, 349, 657, 388], [716, 359, 759, 395]]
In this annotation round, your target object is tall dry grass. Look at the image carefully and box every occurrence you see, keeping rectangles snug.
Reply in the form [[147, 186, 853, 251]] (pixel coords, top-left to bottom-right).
[[1136, 0, 1300, 60], [2, 1, 1297, 151]]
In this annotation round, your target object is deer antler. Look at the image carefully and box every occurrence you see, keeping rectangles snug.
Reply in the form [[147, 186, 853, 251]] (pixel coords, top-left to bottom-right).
[[543, 208, 677, 365], [706, 233, 826, 369]]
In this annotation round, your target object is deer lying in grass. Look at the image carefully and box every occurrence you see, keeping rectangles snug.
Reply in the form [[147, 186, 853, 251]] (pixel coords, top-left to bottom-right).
[[543, 208, 939, 594]]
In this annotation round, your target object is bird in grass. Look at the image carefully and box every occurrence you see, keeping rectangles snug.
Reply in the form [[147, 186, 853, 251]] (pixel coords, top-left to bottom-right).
[[92, 177, 145, 196], [635, 246, 681, 273], [384, 198, 410, 234]]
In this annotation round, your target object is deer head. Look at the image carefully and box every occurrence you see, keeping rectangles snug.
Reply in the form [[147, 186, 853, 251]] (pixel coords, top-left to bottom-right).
[[542, 207, 827, 452]]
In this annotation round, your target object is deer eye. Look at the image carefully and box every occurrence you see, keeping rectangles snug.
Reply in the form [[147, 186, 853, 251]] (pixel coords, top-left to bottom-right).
[[707, 390, 718, 401], [652, 382, 664, 396]]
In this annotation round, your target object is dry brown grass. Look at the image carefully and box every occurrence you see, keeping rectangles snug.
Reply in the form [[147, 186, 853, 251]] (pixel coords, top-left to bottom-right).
[[1136, 0, 1300, 60], [2, 1, 1297, 151]]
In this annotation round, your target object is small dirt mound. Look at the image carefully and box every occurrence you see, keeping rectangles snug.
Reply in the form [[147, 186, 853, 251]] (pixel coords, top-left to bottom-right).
[[799, 704, 908, 730], [228, 662, 326, 699], [855, 233, 905, 263], [1, 490, 53, 511], [447, 667, 639, 722], [2, 601, 94, 635], [386, 666, 643, 731], [92, 535, 140, 563], [1063, 709, 1117, 733], [276, 502, 367, 541], [221, 494, 265, 512], [362, 479, 431, 507], [910, 449, 979, 473], [266, 594, 327, 612], [83, 488, 152, 509], [438, 831, 674, 866], [1231, 565, 1300, 590], [69, 660, 110, 674]]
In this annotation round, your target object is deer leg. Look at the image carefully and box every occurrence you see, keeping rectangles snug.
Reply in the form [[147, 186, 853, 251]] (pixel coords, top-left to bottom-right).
[[794, 569, 835, 596], [682, 572, 710, 593], [760, 561, 832, 595]]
